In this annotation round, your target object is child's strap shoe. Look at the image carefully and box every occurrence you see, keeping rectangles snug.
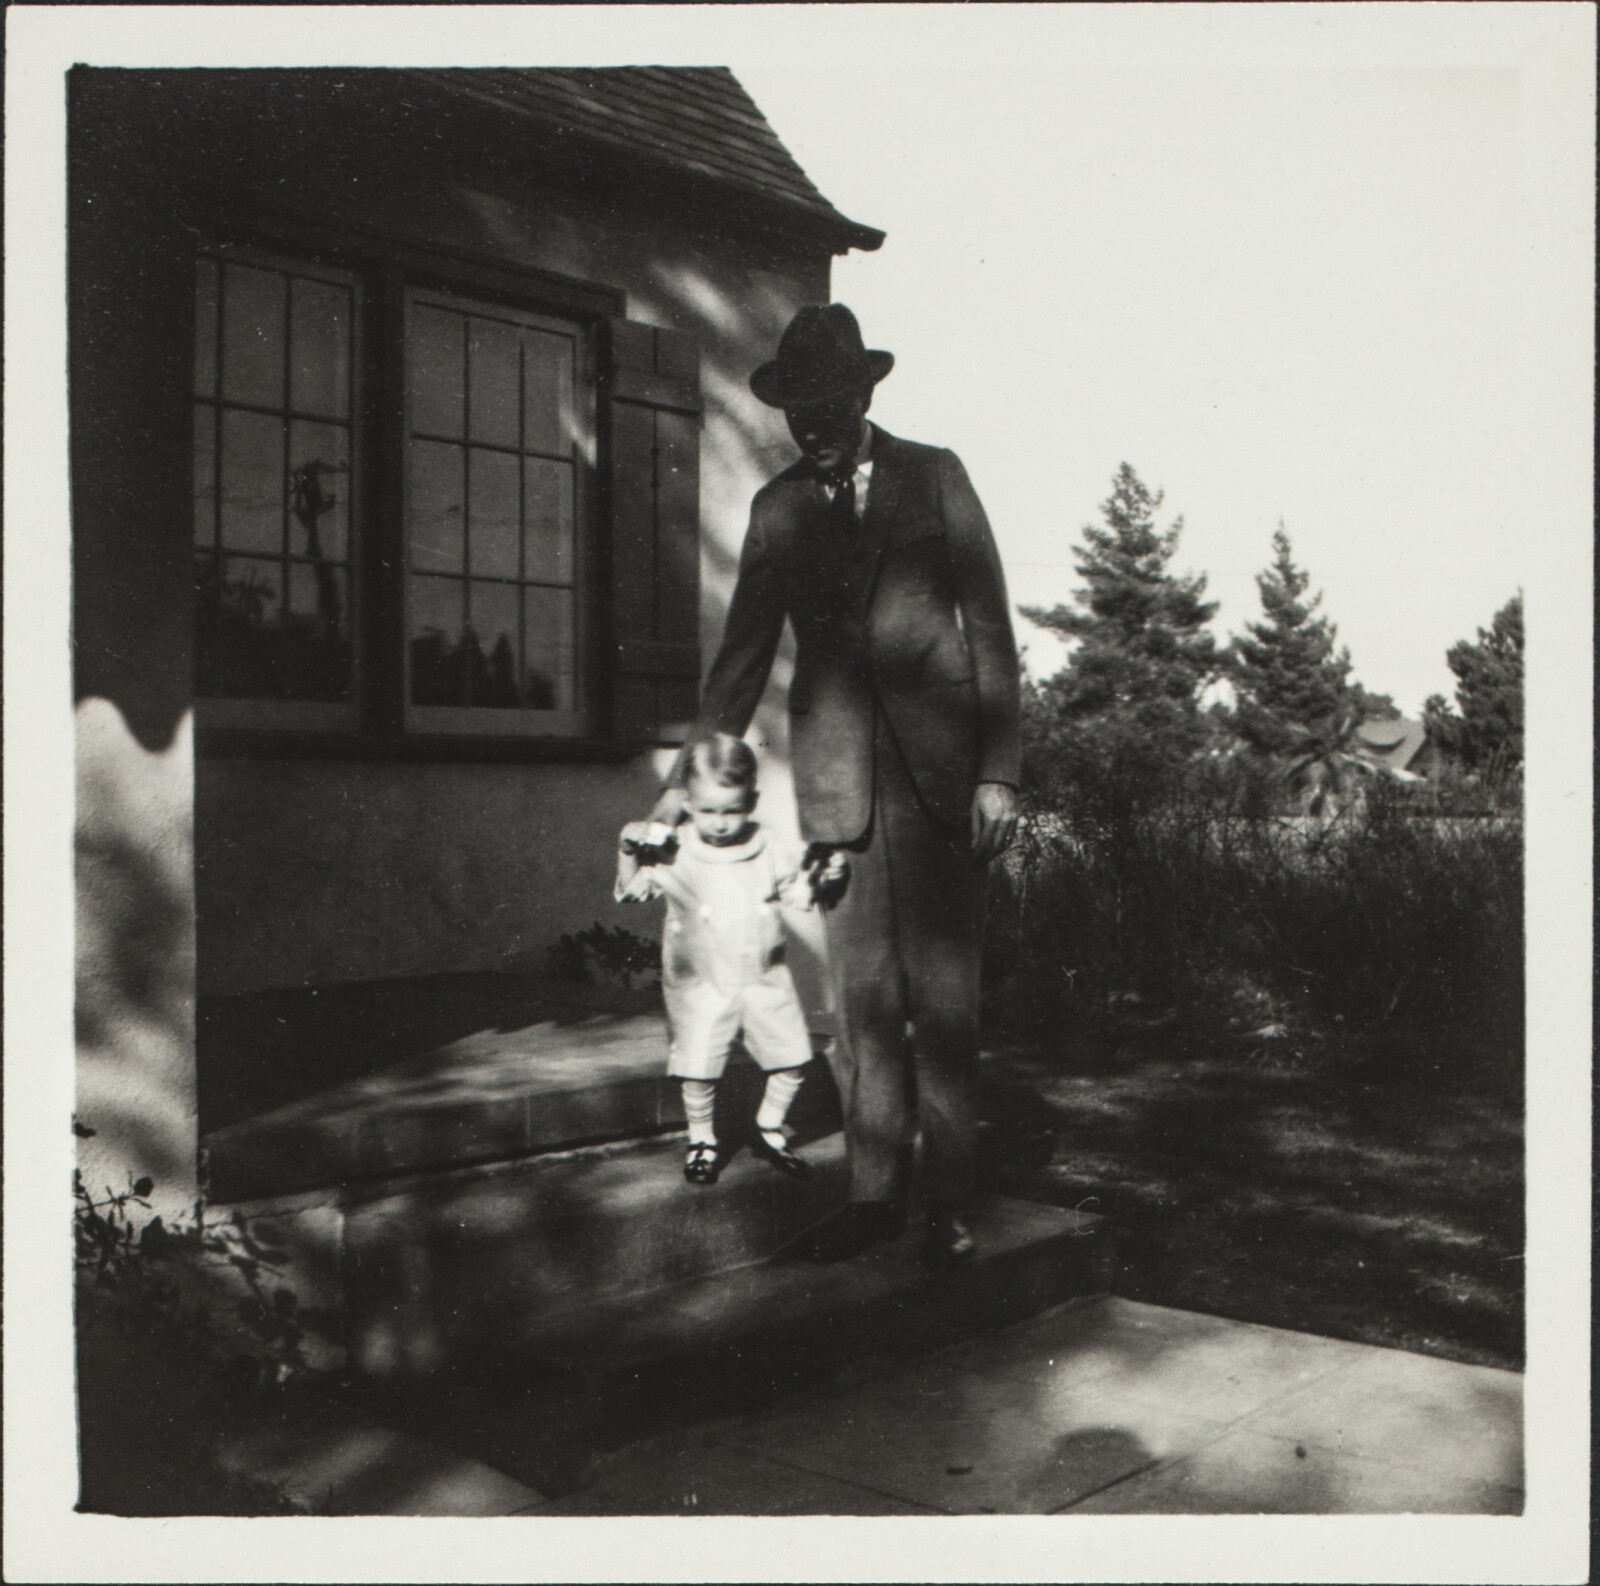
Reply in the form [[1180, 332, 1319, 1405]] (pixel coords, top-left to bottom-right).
[[750, 1131, 810, 1178], [684, 1142, 722, 1185]]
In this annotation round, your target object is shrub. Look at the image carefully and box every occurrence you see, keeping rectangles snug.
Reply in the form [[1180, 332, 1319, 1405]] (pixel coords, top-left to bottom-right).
[[987, 760, 1522, 1090], [74, 1145, 337, 1514], [550, 922, 662, 990], [76, 1169, 337, 1382]]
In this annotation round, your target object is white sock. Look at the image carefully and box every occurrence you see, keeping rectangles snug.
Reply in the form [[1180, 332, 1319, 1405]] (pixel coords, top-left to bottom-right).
[[681, 1079, 717, 1147], [755, 1067, 806, 1146]]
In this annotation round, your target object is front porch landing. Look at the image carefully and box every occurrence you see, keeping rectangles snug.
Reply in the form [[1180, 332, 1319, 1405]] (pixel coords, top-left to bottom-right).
[[202, 1010, 682, 1202]]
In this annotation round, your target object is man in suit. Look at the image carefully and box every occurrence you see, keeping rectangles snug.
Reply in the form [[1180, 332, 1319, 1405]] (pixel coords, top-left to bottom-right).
[[650, 304, 1020, 1262]]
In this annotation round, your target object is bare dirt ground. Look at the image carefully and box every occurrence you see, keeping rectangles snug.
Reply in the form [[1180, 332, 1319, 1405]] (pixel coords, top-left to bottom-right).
[[986, 1041, 1523, 1371]]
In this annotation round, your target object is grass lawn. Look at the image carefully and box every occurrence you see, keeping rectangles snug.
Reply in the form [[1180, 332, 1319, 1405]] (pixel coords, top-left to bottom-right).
[[985, 1039, 1523, 1372]]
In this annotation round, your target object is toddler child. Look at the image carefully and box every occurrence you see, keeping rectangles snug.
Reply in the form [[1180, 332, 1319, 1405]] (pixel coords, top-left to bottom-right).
[[616, 733, 838, 1185]]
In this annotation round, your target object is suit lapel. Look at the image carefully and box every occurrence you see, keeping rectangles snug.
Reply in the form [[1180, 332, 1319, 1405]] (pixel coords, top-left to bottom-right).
[[860, 425, 901, 540], [793, 473, 840, 570], [857, 424, 901, 616], [784, 428, 901, 620]]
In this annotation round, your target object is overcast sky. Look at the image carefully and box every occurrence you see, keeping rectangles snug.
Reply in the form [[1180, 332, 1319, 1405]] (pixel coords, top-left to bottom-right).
[[737, 63, 1526, 714]]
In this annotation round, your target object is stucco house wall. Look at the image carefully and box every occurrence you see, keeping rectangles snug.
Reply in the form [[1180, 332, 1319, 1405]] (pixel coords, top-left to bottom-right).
[[71, 68, 871, 1199], [192, 148, 829, 996]]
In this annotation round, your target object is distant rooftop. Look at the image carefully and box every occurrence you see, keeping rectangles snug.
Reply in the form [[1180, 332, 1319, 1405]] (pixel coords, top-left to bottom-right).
[[1355, 715, 1428, 774], [411, 67, 883, 254]]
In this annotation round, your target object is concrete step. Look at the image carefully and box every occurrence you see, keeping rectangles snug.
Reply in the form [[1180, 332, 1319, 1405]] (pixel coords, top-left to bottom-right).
[[342, 1130, 853, 1376], [524, 1194, 1110, 1373], [212, 1395, 542, 1516], [203, 1013, 682, 1201], [347, 1195, 1112, 1497]]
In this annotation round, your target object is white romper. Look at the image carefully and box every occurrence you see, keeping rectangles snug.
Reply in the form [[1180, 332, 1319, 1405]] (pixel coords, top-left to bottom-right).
[[615, 823, 813, 1082]]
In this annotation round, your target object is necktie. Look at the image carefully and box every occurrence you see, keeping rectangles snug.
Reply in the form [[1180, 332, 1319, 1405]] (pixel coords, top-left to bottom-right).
[[832, 474, 857, 531]]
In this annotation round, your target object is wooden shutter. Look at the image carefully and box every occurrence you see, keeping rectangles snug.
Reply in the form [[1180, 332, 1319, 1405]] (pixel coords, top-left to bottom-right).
[[605, 319, 702, 741]]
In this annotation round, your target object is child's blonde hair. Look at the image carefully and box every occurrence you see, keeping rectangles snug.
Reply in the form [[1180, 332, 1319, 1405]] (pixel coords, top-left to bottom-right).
[[685, 732, 758, 796]]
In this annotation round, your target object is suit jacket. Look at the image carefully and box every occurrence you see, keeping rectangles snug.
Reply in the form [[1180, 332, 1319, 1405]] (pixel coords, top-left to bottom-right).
[[687, 425, 1021, 843]]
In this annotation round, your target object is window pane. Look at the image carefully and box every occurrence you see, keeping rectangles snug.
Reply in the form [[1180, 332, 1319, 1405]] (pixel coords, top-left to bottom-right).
[[402, 293, 589, 730], [409, 574, 467, 706], [290, 277, 352, 420], [283, 563, 353, 701], [524, 457, 574, 585], [411, 304, 464, 438], [523, 330, 574, 456], [467, 581, 520, 708], [194, 258, 219, 398], [289, 420, 350, 563], [468, 447, 520, 580], [211, 556, 284, 698], [409, 439, 465, 574], [193, 404, 216, 545], [222, 264, 286, 408], [523, 584, 575, 711], [220, 408, 284, 554], [286, 559, 347, 624], [468, 318, 520, 449]]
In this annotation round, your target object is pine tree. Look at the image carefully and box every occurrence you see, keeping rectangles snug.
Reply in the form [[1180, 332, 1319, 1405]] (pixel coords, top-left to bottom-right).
[[1349, 683, 1400, 722], [1022, 464, 1220, 755], [1423, 594, 1523, 777], [1229, 527, 1350, 754]]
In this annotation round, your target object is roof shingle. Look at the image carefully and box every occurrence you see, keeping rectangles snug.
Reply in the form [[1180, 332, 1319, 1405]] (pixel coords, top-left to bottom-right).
[[410, 67, 882, 252]]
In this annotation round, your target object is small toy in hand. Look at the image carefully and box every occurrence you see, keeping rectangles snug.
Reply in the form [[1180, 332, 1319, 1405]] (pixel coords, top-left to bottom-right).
[[620, 821, 679, 864], [801, 843, 851, 908]]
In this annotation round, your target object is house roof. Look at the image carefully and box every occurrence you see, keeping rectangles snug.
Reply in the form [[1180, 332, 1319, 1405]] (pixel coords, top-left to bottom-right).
[[409, 67, 884, 254], [1355, 715, 1428, 773]]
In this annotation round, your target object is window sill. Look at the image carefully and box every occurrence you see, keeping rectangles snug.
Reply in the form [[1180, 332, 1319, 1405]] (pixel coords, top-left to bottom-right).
[[196, 729, 681, 764]]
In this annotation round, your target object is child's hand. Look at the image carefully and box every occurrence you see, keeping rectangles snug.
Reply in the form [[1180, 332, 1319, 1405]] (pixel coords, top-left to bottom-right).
[[621, 820, 678, 860]]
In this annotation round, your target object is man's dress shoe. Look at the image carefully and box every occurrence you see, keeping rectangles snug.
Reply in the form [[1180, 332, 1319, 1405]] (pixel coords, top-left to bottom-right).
[[926, 1209, 976, 1263]]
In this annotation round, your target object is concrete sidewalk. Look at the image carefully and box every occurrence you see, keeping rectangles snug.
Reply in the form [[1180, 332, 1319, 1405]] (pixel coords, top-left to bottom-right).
[[519, 1295, 1524, 1515]]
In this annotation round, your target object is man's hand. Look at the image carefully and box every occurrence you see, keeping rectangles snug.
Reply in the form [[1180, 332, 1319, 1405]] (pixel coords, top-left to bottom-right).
[[970, 781, 1019, 863], [802, 845, 851, 909]]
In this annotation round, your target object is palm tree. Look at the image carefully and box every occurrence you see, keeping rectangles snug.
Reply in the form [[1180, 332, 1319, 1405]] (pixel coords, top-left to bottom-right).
[[1280, 704, 1374, 821]]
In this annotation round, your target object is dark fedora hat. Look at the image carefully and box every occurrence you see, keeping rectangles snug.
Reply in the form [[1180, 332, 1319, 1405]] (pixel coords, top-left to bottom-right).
[[750, 303, 894, 408]]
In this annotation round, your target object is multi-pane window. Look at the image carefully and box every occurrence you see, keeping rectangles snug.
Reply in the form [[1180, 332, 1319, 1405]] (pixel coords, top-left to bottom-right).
[[404, 292, 584, 734], [191, 244, 700, 747], [193, 253, 357, 721]]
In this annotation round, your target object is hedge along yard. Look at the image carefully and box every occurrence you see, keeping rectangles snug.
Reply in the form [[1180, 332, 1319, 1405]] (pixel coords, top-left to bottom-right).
[[975, 465, 1523, 1372]]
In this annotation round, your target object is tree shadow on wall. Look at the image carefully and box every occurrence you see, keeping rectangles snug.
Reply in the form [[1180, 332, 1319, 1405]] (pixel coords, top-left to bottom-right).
[[77, 826, 191, 1054], [76, 698, 199, 1199]]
